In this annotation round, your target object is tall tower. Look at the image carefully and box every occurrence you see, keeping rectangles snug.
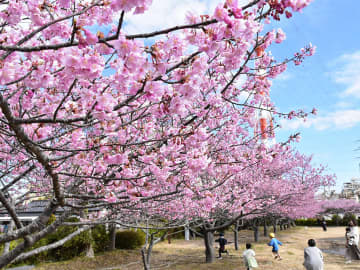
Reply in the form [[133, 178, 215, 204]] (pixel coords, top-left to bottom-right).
[[254, 46, 275, 147]]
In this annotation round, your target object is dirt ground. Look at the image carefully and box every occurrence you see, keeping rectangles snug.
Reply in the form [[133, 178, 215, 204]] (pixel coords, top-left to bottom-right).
[[31, 226, 360, 270]]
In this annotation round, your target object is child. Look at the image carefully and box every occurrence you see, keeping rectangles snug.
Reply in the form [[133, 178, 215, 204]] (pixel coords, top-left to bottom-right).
[[268, 232, 282, 260], [215, 232, 229, 259], [243, 243, 258, 270]]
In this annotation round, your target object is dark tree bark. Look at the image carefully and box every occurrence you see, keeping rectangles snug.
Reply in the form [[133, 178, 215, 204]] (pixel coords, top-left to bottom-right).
[[233, 220, 239, 250], [253, 226, 259, 242], [204, 230, 215, 263], [108, 223, 116, 251], [272, 219, 277, 233], [141, 247, 151, 270], [141, 244, 153, 270], [263, 218, 268, 237], [286, 221, 290, 229]]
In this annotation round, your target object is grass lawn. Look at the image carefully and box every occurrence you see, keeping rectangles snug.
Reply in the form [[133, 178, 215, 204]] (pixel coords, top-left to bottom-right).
[[28, 226, 360, 270]]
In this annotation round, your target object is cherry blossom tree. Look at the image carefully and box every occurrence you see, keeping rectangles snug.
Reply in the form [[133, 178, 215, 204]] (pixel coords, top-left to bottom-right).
[[0, 0, 322, 267], [188, 147, 334, 262], [318, 199, 360, 215]]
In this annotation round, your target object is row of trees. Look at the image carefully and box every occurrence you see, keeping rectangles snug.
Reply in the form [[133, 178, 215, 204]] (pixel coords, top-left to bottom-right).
[[0, 0, 335, 269]]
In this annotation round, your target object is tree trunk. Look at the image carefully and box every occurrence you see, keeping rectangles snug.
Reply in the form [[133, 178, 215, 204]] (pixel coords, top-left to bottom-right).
[[234, 220, 239, 250], [141, 231, 166, 270], [141, 247, 151, 270], [263, 218, 268, 237], [85, 229, 94, 258], [80, 210, 94, 258], [191, 229, 196, 240], [108, 223, 116, 251], [85, 237, 95, 258], [204, 230, 215, 263], [141, 238, 155, 270], [167, 232, 171, 244], [141, 231, 153, 270], [185, 221, 190, 241], [272, 219, 277, 233], [253, 226, 259, 242]]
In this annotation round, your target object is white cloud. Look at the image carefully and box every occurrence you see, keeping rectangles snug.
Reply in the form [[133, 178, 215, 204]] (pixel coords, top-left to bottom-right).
[[274, 71, 292, 81], [123, 0, 252, 34], [330, 51, 360, 98], [280, 109, 360, 131], [335, 101, 354, 109], [123, 0, 219, 34]]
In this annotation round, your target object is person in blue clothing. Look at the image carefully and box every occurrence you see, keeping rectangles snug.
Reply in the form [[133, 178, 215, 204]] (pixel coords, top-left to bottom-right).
[[268, 232, 282, 260]]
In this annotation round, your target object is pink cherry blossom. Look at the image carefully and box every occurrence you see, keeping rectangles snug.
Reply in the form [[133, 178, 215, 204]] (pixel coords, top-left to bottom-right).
[[0, 0, 325, 267]]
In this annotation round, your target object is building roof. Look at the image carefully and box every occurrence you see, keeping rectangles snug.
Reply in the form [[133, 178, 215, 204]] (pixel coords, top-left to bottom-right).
[[0, 200, 65, 218]]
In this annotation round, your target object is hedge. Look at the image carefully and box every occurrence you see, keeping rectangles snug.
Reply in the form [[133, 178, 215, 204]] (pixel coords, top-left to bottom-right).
[[295, 214, 360, 227], [115, 230, 146, 249]]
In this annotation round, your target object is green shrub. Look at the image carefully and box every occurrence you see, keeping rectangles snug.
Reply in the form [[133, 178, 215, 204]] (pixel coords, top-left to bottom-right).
[[295, 215, 360, 227], [343, 213, 357, 226], [115, 230, 145, 249], [169, 228, 184, 239], [91, 224, 109, 253], [330, 214, 341, 226], [9, 217, 114, 267], [46, 217, 92, 261], [295, 218, 318, 226], [15, 217, 93, 265]]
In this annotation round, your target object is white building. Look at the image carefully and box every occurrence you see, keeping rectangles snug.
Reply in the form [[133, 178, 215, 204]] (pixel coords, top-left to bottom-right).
[[340, 178, 360, 202]]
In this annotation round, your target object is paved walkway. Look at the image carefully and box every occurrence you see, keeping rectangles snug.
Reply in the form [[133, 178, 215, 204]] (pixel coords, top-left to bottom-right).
[[6, 266, 34, 270]]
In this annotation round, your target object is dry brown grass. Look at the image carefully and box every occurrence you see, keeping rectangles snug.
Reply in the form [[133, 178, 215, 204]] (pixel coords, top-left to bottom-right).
[[30, 226, 360, 270]]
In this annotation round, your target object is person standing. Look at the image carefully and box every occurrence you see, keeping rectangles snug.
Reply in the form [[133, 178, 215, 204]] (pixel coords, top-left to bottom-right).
[[303, 239, 323, 270], [321, 218, 327, 232], [348, 220, 359, 245], [345, 225, 360, 263], [243, 243, 258, 270], [268, 232, 282, 260]]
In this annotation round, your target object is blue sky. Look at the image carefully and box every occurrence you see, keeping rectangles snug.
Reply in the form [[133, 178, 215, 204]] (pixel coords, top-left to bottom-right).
[[123, 0, 359, 191], [269, 0, 360, 191]]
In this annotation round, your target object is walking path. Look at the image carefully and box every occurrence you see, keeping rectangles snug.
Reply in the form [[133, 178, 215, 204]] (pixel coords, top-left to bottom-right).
[[7, 266, 34, 270]]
